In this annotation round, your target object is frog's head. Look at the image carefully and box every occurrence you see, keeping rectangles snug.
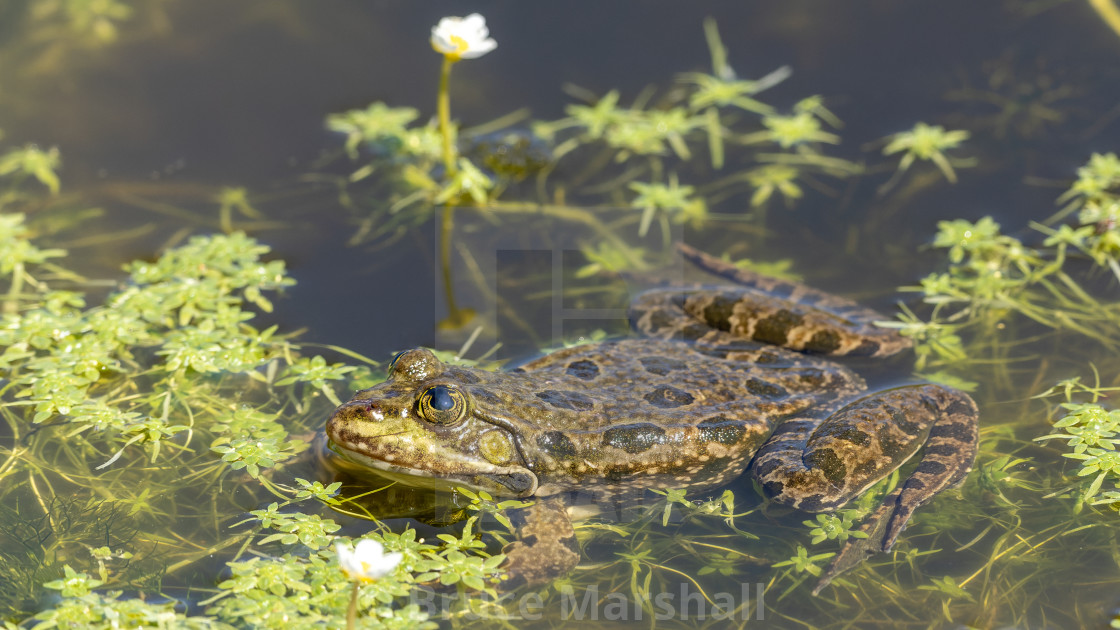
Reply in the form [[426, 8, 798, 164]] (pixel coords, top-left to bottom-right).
[[325, 348, 539, 497]]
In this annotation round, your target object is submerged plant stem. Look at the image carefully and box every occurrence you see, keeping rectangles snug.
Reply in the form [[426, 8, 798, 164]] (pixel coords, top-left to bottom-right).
[[439, 203, 470, 328]]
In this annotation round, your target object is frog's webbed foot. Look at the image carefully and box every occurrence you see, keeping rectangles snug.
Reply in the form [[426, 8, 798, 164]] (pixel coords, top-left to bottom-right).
[[753, 384, 979, 595], [500, 498, 580, 590]]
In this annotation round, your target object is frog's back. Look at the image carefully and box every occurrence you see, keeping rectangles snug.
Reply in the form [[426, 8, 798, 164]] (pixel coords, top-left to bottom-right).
[[508, 339, 863, 495]]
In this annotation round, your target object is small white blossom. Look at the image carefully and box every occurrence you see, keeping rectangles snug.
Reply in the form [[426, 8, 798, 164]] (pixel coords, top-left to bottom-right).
[[335, 539, 402, 583], [430, 13, 497, 61]]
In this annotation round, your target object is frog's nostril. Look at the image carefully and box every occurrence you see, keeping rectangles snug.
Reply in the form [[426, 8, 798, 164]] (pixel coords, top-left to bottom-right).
[[361, 401, 385, 420]]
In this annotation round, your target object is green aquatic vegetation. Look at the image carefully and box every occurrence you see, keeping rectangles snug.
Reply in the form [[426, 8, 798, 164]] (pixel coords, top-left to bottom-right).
[[772, 545, 833, 578], [883, 213, 1120, 382], [803, 512, 869, 545], [945, 51, 1077, 140], [455, 488, 531, 534], [29, 565, 222, 629], [247, 503, 341, 549], [0, 146, 61, 195], [879, 122, 972, 192], [41, 0, 134, 44], [1035, 378, 1120, 508], [918, 575, 975, 602], [628, 175, 707, 237], [1044, 153, 1120, 281], [741, 111, 841, 149], [0, 211, 519, 625], [327, 102, 422, 159], [207, 545, 436, 630], [1058, 152, 1120, 214], [744, 164, 803, 208], [320, 19, 866, 275]]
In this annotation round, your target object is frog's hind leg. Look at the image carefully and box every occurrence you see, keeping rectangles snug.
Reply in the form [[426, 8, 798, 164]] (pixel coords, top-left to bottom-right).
[[751, 384, 978, 589], [630, 243, 911, 357]]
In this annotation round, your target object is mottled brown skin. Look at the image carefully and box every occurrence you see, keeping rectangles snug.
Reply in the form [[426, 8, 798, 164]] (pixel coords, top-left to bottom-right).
[[326, 244, 979, 591]]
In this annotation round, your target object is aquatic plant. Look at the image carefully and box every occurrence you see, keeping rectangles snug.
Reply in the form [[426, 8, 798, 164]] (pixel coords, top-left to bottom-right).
[[0, 145, 514, 626], [319, 17, 870, 270]]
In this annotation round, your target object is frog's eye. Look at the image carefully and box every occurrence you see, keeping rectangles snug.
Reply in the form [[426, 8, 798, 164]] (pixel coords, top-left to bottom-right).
[[417, 385, 468, 425], [387, 348, 443, 382], [386, 351, 406, 376]]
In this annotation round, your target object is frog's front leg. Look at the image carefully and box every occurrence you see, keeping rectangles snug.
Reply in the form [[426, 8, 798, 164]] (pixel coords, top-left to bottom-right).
[[500, 498, 580, 589], [752, 383, 978, 553]]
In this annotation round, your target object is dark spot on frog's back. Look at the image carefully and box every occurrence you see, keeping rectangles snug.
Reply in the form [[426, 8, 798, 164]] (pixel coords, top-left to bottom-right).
[[602, 423, 667, 454], [537, 431, 578, 460], [753, 310, 804, 344], [743, 376, 788, 399], [851, 339, 881, 356], [639, 355, 688, 376], [804, 329, 841, 354], [537, 390, 595, 411], [806, 448, 847, 485], [643, 386, 695, 408], [697, 415, 746, 446], [701, 295, 737, 330], [566, 360, 600, 380], [797, 368, 828, 388]]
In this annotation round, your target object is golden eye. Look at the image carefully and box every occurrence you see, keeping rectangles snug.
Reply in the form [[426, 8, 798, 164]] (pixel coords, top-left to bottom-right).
[[417, 385, 467, 425]]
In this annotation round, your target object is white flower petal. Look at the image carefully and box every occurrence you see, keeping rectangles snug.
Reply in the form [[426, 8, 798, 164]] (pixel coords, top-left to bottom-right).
[[354, 538, 385, 558], [429, 13, 497, 60], [458, 38, 497, 59], [366, 552, 403, 578], [337, 538, 402, 581]]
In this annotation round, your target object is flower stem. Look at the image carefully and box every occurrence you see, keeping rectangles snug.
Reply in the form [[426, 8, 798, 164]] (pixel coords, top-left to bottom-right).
[[1088, 0, 1120, 39], [346, 581, 358, 630], [436, 54, 472, 328], [438, 203, 474, 328], [437, 56, 457, 178]]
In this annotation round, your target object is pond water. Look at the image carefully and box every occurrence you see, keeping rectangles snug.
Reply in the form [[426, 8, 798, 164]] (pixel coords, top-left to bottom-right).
[[3, 1, 1120, 628]]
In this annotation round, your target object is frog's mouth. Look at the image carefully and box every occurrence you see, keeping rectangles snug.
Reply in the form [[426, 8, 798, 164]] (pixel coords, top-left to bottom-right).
[[325, 437, 539, 497]]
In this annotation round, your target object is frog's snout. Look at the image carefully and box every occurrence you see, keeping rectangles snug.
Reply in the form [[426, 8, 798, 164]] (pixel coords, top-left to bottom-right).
[[342, 398, 384, 420], [325, 399, 383, 440]]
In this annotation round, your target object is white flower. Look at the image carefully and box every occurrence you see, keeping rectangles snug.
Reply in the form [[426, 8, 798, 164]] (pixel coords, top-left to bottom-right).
[[335, 539, 402, 583], [430, 13, 497, 61]]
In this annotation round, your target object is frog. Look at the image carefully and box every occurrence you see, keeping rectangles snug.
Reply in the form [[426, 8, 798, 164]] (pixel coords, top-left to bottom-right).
[[325, 243, 979, 592]]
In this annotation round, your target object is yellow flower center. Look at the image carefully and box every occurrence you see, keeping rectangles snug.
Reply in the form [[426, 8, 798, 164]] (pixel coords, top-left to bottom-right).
[[432, 34, 469, 61]]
